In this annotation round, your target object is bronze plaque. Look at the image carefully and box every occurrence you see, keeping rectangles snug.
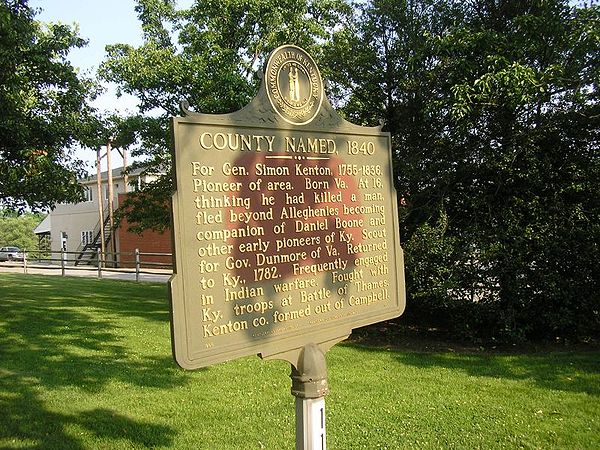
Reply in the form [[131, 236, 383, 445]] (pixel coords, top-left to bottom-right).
[[170, 45, 405, 369]]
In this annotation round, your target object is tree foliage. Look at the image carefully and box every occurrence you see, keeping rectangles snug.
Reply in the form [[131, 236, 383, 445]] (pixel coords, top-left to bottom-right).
[[0, 0, 97, 211], [326, 0, 600, 342], [0, 210, 44, 251], [99, 0, 352, 231]]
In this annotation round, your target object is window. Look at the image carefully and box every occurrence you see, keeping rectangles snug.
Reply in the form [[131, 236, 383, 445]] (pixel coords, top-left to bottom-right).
[[81, 230, 93, 246], [82, 186, 93, 202]]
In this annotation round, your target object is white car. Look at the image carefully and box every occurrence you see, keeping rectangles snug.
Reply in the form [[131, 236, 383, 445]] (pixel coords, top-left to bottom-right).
[[0, 247, 25, 261]]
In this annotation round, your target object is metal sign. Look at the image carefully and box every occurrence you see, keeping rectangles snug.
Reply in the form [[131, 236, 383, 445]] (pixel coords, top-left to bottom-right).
[[169, 45, 405, 370]]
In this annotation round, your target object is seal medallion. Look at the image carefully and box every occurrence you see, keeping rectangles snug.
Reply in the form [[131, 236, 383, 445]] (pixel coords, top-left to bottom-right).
[[266, 45, 324, 125]]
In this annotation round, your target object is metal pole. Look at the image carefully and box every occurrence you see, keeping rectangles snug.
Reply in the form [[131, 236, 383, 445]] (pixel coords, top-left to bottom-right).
[[291, 344, 328, 450], [296, 397, 326, 450], [23, 248, 27, 274], [61, 249, 65, 277]]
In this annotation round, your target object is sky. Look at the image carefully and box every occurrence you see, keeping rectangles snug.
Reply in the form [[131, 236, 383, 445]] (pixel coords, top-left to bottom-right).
[[31, 0, 147, 114], [29, 1, 192, 171]]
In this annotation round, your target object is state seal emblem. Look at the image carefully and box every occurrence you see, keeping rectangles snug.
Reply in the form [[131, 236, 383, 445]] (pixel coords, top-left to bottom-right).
[[266, 45, 324, 125]]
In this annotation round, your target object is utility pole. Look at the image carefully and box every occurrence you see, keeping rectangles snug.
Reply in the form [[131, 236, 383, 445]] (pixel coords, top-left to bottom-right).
[[122, 147, 129, 191], [96, 147, 105, 260], [106, 137, 117, 266]]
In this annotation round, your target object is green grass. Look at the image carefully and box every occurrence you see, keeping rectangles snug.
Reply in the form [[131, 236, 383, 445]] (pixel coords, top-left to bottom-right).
[[1, 273, 599, 449]]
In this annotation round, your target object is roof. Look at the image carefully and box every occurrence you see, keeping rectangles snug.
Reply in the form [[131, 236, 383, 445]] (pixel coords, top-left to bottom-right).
[[34, 215, 51, 235], [82, 166, 146, 183]]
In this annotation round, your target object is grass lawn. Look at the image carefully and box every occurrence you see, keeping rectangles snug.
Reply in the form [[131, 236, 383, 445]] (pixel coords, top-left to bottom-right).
[[1, 273, 599, 449]]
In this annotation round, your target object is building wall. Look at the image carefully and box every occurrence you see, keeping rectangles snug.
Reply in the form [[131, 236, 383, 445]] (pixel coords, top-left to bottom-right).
[[46, 168, 166, 266], [117, 193, 173, 268], [50, 187, 107, 260], [48, 171, 133, 261]]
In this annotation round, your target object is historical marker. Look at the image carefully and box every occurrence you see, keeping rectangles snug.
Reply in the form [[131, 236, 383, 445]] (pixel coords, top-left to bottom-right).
[[169, 45, 405, 371]]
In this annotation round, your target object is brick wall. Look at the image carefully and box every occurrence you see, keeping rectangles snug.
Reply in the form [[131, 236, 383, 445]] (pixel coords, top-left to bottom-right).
[[117, 194, 173, 268]]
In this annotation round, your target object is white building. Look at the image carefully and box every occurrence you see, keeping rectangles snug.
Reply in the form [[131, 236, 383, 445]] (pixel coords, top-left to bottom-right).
[[35, 166, 156, 265]]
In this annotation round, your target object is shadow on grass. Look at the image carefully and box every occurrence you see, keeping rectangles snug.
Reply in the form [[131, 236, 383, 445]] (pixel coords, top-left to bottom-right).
[[0, 274, 184, 448], [78, 408, 173, 447], [343, 343, 600, 397], [0, 378, 175, 449]]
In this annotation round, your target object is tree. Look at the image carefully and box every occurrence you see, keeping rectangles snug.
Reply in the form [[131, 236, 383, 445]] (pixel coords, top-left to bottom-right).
[[99, 0, 352, 231], [431, 0, 599, 342], [326, 0, 600, 342], [0, 210, 45, 251], [0, 0, 97, 211]]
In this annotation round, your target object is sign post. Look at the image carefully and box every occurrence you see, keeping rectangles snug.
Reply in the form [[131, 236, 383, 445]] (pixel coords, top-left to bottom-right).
[[291, 344, 328, 449], [169, 44, 406, 449]]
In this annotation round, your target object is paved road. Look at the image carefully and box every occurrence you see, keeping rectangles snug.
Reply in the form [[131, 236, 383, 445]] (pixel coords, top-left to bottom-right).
[[0, 261, 172, 283]]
